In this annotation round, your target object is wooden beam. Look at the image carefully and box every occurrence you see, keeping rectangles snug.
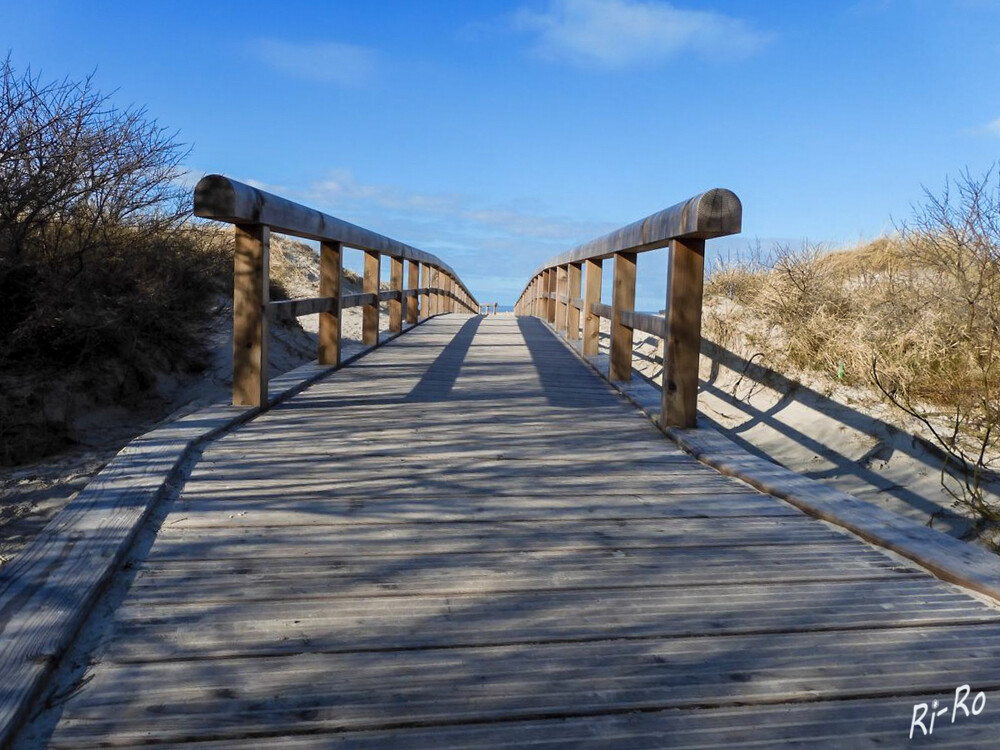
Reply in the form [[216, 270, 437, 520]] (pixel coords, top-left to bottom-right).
[[661, 238, 706, 429], [232, 224, 269, 407], [590, 301, 614, 319], [619, 310, 666, 339], [525, 188, 742, 277], [342, 292, 377, 308], [420, 264, 430, 319], [194, 175, 468, 292], [555, 264, 568, 333], [567, 262, 582, 341], [431, 268, 441, 316], [270, 297, 336, 320], [610, 251, 636, 381], [363, 250, 380, 346], [583, 258, 602, 357], [406, 260, 419, 324], [389, 256, 403, 333], [546, 268, 557, 323], [318, 240, 341, 366]]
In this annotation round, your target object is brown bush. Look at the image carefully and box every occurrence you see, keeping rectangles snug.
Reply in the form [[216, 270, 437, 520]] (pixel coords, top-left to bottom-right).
[[703, 169, 1000, 525], [0, 58, 230, 463]]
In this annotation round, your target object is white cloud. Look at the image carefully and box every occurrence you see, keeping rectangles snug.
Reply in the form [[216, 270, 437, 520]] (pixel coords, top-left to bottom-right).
[[250, 39, 377, 86], [514, 0, 770, 68], [985, 116, 1000, 137]]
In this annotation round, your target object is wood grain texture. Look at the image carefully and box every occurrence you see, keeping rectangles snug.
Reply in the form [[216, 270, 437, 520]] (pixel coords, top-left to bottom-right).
[[583, 258, 602, 356], [406, 260, 419, 324], [388, 256, 403, 333], [610, 251, 637, 381], [362, 250, 380, 346], [662, 237, 706, 428], [554, 264, 568, 332], [34, 315, 1000, 749], [419, 264, 430, 320], [318, 241, 342, 366], [232, 224, 269, 407], [567, 261, 582, 341]]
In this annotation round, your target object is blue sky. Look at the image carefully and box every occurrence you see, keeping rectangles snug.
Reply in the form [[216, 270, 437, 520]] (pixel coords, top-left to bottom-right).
[[3, 0, 1000, 308]]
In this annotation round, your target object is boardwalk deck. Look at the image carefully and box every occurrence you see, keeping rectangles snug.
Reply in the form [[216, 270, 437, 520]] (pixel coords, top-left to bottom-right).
[[30, 316, 1000, 748]]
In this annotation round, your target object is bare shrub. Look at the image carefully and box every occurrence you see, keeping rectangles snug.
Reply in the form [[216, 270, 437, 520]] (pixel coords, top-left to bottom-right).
[[0, 57, 229, 464], [702, 168, 1000, 530], [872, 169, 1000, 524]]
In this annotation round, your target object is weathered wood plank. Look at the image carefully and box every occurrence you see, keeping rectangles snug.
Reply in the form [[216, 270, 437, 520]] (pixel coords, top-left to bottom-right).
[[30, 315, 1000, 750]]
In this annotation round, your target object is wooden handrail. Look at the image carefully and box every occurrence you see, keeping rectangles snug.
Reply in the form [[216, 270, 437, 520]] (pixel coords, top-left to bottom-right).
[[514, 189, 741, 429], [194, 175, 479, 408]]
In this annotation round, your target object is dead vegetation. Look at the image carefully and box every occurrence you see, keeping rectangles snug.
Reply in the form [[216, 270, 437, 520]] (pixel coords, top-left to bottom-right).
[[704, 169, 1000, 533], [0, 59, 324, 465]]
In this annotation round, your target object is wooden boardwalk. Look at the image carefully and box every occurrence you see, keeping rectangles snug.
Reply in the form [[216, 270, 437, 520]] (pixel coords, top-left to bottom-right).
[[38, 316, 1000, 748]]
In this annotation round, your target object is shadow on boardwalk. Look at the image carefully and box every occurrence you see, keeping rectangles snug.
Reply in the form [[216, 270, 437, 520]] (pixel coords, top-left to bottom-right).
[[20, 316, 1000, 749]]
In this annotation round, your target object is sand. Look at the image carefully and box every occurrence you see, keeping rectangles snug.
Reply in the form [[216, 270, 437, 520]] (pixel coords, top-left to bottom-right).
[[602, 319, 1000, 544]]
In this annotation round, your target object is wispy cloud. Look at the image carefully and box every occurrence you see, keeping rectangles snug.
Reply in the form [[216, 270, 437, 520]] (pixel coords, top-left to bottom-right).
[[514, 0, 771, 68], [985, 116, 1000, 137], [249, 39, 377, 86], [303, 169, 613, 243], [294, 169, 619, 299]]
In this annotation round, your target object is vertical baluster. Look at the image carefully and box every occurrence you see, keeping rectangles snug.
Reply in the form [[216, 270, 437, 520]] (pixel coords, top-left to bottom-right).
[[318, 240, 342, 366], [583, 258, 602, 357], [420, 264, 430, 319], [546, 268, 557, 324], [610, 251, 636, 381], [661, 238, 706, 428], [407, 260, 419, 325], [363, 250, 380, 346], [232, 224, 269, 407], [567, 261, 582, 341], [389, 256, 403, 333], [556, 265, 568, 332]]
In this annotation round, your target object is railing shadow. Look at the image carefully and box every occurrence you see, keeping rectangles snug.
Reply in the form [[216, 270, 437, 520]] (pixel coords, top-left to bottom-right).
[[597, 326, 972, 533], [23, 314, 1000, 747], [403, 316, 483, 402]]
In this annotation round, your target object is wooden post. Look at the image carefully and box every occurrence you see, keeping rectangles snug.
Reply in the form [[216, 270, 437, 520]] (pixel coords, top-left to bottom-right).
[[546, 268, 557, 324], [432, 268, 441, 316], [389, 256, 403, 333], [555, 265, 568, 332], [609, 251, 636, 381], [420, 264, 430, 319], [318, 240, 342, 366], [406, 260, 419, 324], [583, 258, 602, 357], [567, 262, 582, 341], [661, 238, 706, 429], [232, 224, 269, 407], [493, 302, 498, 315], [448, 276, 455, 313], [363, 250, 380, 346]]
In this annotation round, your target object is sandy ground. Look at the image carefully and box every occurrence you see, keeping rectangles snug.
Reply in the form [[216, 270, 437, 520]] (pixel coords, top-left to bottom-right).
[[0, 236, 396, 568], [598, 319, 1000, 544]]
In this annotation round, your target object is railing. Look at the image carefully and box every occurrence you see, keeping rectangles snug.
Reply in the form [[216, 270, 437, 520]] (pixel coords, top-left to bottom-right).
[[514, 189, 741, 429], [194, 175, 479, 408], [479, 302, 499, 316]]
